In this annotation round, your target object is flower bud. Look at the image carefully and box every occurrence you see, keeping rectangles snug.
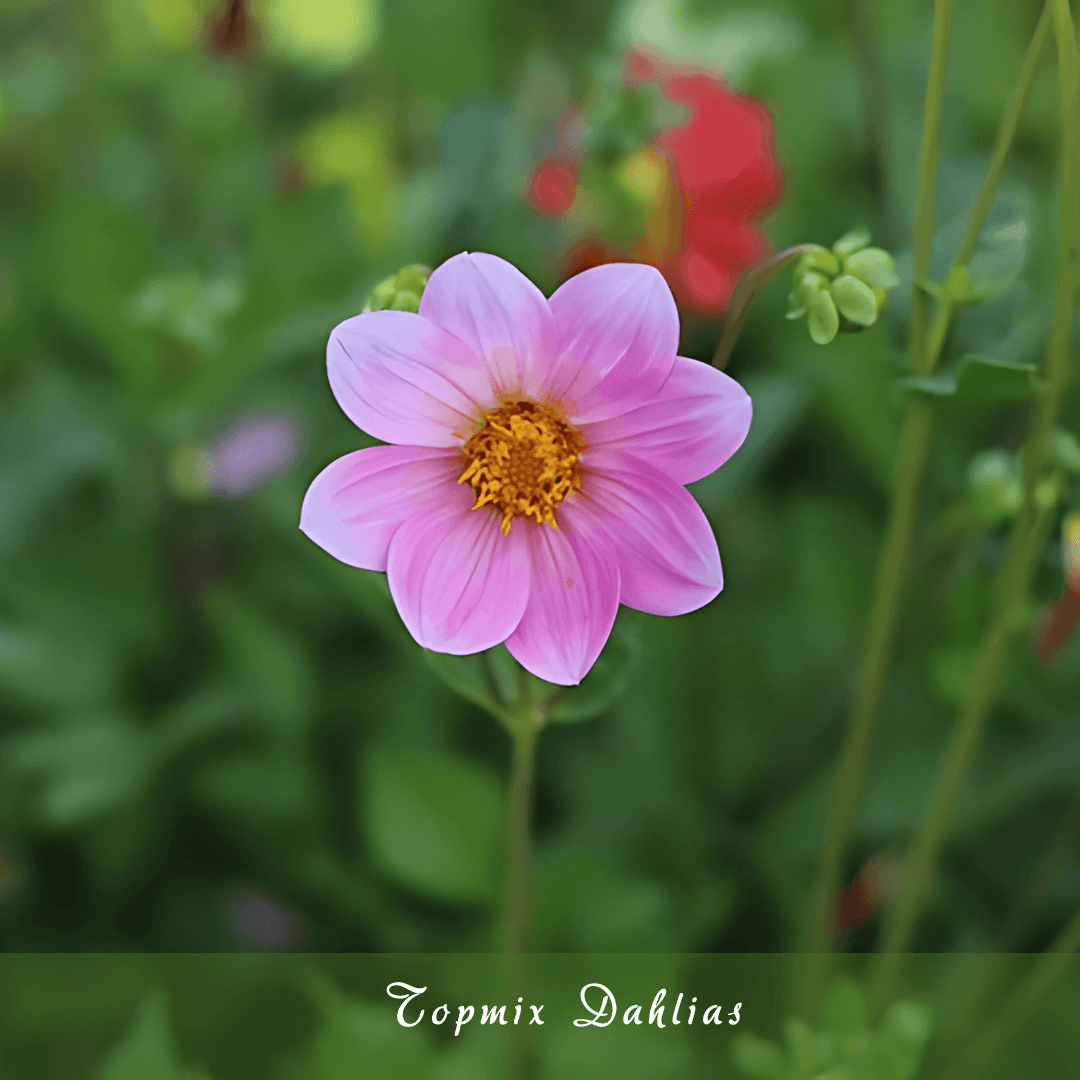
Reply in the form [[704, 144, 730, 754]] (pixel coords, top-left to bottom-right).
[[1035, 475, 1062, 511], [967, 449, 1023, 526], [788, 230, 897, 343], [832, 227, 871, 258], [941, 264, 976, 306], [796, 245, 840, 278], [830, 274, 878, 327], [807, 288, 840, 345], [362, 264, 431, 314], [1052, 428, 1080, 474], [843, 247, 900, 289]]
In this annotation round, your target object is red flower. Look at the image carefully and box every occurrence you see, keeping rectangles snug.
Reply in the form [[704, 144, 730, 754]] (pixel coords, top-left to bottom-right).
[[528, 51, 783, 315], [1035, 512, 1080, 661], [527, 159, 578, 216], [831, 853, 905, 933]]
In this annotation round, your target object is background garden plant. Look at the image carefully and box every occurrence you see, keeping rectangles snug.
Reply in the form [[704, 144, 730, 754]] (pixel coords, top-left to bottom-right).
[[1, 0, 1080, 1077]]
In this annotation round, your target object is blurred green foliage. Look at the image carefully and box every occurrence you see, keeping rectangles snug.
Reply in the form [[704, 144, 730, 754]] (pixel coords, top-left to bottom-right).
[[1, 0, 1080, 1072]]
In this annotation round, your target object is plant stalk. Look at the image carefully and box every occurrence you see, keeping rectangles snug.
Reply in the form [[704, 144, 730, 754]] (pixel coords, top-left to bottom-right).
[[868, 0, 1080, 1015], [946, 906, 1080, 1080], [800, 0, 1057, 1004], [502, 709, 541, 957], [799, 0, 955, 1005], [711, 245, 816, 370]]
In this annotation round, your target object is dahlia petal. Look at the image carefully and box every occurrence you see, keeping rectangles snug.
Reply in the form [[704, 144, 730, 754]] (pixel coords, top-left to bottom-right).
[[387, 498, 531, 654], [569, 450, 722, 616], [299, 445, 461, 573], [504, 520, 621, 686], [578, 356, 752, 485], [545, 263, 679, 422], [419, 252, 554, 398], [327, 310, 494, 447]]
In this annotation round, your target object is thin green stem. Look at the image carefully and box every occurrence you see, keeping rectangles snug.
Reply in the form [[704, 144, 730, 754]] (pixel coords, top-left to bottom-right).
[[996, 795, 1080, 950], [868, 0, 1080, 1014], [711, 245, 815, 370], [847, 0, 897, 246], [801, 397, 933, 980], [800, 0, 1057, 1005], [956, 5, 1052, 268], [946, 907, 1080, 1080], [799, 0, 955, 1007], [501, 702, 544, 957], [909, 0, 955, 378], [498, 676, 546, 1080]]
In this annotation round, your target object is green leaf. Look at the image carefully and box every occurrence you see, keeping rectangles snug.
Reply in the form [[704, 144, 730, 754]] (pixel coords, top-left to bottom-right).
[[785, 1017, 829, 1075], [900, 356, 1041, 403], [808, 289, 839, 344], [0, 369, 116, 559], [867, 1002, 932, 1080], [1053, 429, 1080, 473], [194, 742, 325, 831], [967, 214, 1028, 301], [202, 589, 314, 736], [363, 747, 504, 903], [96, 990, 184, 1080], [830, 275, 878, 327], [731, 1033, 787, 1077], [304, 971, 432, 1080], [954, 353, 1041, 401], [547, 612, 639, 723], [821, 978, 868, 1043], [0, 623, 118, 710], [5, 714, 155, 829], [897, 374, 957, 396]]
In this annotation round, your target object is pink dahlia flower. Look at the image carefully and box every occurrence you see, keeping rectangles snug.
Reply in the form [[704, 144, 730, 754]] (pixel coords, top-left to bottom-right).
[[300, 253, 751, 686]]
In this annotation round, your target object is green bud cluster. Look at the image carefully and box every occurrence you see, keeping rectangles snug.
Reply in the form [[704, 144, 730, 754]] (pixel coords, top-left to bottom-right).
[[362, 264, 431, 314], [967, 449, 1023, 526], [787, 229, 900, 345], [967, 429, 1080, 526], [732, 979, 931, 1080]]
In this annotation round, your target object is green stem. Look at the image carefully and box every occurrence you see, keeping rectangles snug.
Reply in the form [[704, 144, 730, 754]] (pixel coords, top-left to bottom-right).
[[946, 907, 1080, 1080], [501, 702, 543, 956], [801, 396, 933, 975], [799, 0, 955, 1005], [800, 0, 1056, 1000], [847, 0, 897, 245], [955, 4, 1052, 268], [498, 673, 546, 1080], [711, 245, 816, 370], [908, 0, 955, 378], [868, 0, 1080, 1014]]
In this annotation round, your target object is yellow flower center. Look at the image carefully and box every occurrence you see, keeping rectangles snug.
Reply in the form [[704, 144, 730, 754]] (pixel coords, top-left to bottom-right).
[[458, 400, 584, 534]]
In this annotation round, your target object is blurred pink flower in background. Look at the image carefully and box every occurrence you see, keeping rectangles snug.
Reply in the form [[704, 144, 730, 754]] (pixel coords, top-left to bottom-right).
[[211, 413, 301, 499], [300, 252, 751, 685], [228, 888, 303, 950]]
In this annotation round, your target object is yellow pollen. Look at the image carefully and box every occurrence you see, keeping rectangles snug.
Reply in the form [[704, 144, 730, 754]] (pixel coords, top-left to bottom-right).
[[458, 400, 584, 534]]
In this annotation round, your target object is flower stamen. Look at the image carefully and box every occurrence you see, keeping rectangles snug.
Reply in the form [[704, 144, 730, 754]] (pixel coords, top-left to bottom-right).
[[458, 400, 584, 533]]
